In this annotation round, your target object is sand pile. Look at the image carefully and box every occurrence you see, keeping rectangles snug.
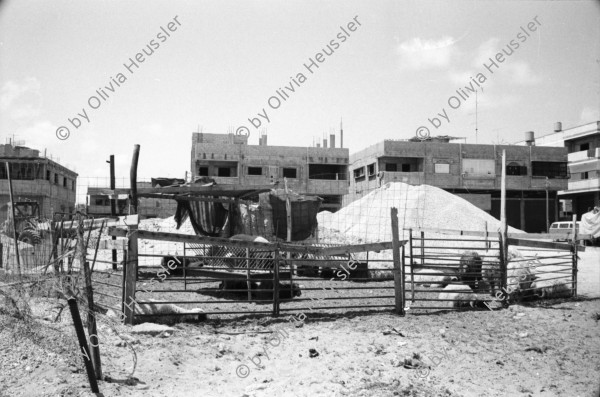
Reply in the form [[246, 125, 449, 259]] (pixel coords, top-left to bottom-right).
[[317, 182, 522, 273], [318, 182, 519, 244]]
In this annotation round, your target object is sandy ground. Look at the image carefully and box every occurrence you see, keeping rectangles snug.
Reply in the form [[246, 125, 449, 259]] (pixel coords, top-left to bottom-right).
[[0, 249, 598, 397], [1, 298, 599, 397]]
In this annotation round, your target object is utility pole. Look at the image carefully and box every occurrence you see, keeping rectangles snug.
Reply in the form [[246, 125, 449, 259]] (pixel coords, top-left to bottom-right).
[[545, 176, 550, 232], [107, 155, 117, 270]]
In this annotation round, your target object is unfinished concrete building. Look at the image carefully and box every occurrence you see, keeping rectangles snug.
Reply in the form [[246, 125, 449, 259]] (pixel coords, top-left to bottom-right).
[[518, 121, 600, 220], [348, 139, 568, 233], [0, 142, 78, 224], [190, 132, 349, 212]]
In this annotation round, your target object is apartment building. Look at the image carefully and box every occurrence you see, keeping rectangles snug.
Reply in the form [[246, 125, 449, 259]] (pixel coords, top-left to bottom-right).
[[348, 139, 568, 232], [523, 121, 600, 219], [190, 132, 349, 212], [0, 142, 77, 224]]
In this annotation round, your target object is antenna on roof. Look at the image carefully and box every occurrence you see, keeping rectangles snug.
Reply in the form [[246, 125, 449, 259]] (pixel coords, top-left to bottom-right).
[[340, 117, 344, 148], [475, 90, 478, 144]]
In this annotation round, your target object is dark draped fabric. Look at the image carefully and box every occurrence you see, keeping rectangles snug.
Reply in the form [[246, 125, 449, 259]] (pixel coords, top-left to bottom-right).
[[174, 198, 229, 237], [269, 194, 322, 241]]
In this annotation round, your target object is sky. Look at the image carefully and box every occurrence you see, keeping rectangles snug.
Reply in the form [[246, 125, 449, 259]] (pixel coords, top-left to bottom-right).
[[1, 0, 599, 199]]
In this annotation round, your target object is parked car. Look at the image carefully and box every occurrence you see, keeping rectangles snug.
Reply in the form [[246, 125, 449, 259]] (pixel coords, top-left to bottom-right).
[[548, 221, 580, 242]]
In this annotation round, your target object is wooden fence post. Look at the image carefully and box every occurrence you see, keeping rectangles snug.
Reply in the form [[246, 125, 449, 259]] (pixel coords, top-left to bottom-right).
[[391, 208, 404, 315], [121, 248, 127, 316], [273, 248, 280, 317], [77, 215, 102, 379], [409, 228, 415, 302], [571, 214, 578, 298], [123, 225, 138, 325], [420, 230, 425, 267], [246, 248, 251, 301], [498, 231, 508, 308], [67, 298, 100, 393], [5, 162, 21, 276]]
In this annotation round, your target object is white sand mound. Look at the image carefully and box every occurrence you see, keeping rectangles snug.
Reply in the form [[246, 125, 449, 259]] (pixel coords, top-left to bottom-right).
[[318, 182, 519, 244]]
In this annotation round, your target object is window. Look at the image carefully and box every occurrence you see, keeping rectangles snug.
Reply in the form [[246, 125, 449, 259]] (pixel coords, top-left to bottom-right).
[[198, 167, 208, 176], [580, 143, 590, 151], [54, 173, 58, 184], [46, 170, 51, 181], [531, 161, 568, 178], [550, 223, 558, 229], [72, 180, 76, 191], [367, 163, 376, 176], [559, 223, 570, 229], [434, 163, 450, 174], [506, 162, 526, 176], [353, 167, 365, 179], [248, 167, 262, 176], [385, 163, 397, 172], [401, 164, 411, 172], [218, 167, 231, 177], [95, 198, 105, 206], [283, 168, 297, 178], [63, 177, 67, 187], [462, 159, 495, 175], [581, 172, 589, 180]]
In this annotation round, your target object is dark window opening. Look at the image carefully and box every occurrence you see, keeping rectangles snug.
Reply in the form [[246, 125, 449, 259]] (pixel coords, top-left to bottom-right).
[[46, 170, 51, 181], [283, 168, 297, 178], [218, 167, 232, 177], [248, 167, 262, 176], [531, 161, 568, 178], [198, 167, 209, 176], [63, 177, 67, 187], [581, 172, 589, 180], [309, 164, 347, 180], [507, 162, 526, 176], [580, 143, 590, 151], [401, 164, 410, 172], [367, 163, 376, 176], [353, 167, 365, 179], [0, 163, 36, 180], [54, 174, 58, 184], [385, 163, 397, 172]]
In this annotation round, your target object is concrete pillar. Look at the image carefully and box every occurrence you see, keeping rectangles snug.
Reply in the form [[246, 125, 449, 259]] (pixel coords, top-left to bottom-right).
[[520, 191, 526, 231]]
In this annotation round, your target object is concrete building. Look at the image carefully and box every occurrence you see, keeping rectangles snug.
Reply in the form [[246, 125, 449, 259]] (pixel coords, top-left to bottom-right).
[[190, 132, 349, 212], [0, 142, 78, 224], [519, 121, 600, 220], [86, 180, 179, 219], [348, 139, 568, 233]]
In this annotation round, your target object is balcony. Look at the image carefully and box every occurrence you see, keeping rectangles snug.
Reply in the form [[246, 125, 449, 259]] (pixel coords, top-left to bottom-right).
[[380, 171, 425, 185], [212, 176, 240, 185], [306, 179, 349, 195], [567, 178, 600, 192], [568, 148, 600, 162]]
